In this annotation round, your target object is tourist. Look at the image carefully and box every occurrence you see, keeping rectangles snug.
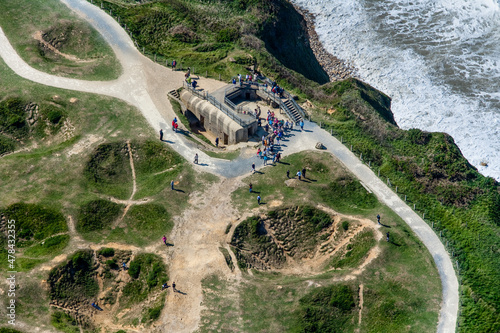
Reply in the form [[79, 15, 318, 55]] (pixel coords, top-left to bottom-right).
[[171, 180, 174, 190], [297, 170, 302, 181], [377, 214, 381, 225], [159, 128, 163, 141], [252, 163, 255, 173], [162, 283, 169, 290], [386, 232, 390, 242], [172, 59, 176, 70], [287, 170, 290, 178], [194, 153, 198, 164], [300, 120, 304, 131], [215, 137, 219, 147], [257, 195, 261, 205], [249, 183, 253, 193], [172, 282, 176, 292], [162, 235, 167, 245], [302, 168, 306, 179]]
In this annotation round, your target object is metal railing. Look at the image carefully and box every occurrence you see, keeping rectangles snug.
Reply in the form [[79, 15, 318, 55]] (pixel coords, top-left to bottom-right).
[[257, 86, 301, 123], [183, 81, 254, 127]]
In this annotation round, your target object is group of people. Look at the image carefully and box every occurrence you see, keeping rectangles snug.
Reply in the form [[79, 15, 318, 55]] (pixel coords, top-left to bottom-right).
[[233, 73, 255, 85]]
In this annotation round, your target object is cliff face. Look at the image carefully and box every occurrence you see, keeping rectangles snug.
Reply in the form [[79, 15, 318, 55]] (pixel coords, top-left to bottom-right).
[[258, 0, 330, 85]]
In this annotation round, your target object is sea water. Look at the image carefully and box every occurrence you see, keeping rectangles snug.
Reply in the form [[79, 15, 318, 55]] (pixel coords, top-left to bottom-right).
[[292, 0, 500, 181]]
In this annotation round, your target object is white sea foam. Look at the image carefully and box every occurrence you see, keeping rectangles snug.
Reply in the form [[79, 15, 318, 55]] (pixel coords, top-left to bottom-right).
[[292, 0, 500, 180]]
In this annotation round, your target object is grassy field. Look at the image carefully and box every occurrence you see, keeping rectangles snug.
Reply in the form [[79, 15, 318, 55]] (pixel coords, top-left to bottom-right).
[[0, 0, 121, 80]]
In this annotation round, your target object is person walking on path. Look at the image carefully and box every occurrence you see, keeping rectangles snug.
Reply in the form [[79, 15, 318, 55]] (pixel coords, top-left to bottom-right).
[[263, 155, 268, 166], [171, 180, 174, 190], [287, 170, 290, 178], [302, 168, 306, 179], [249, 183, 253, 193], [215, 137, 219, 147], [257, 195, 261, 205], [172, 282, 176, 292], [300, 120, 304, 131], [172, 59, 177, 70], [252, 163, 255, 173], [297, 170, 302, 181], [162, 283, 169, 290], [159, 128, 163, 141], [377, 214, 381, 225], [194, 153, 198, 164], [162, 235, 167, 245], [386, 232, 390, 242]]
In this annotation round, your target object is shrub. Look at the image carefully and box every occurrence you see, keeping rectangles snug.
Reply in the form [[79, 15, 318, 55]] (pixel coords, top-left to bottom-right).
[[128, 260, 141, 279], [342, 221, 349, 231], [98, 247, 115, 257], [47, 108, 64, 124], [48, 250, 98, 303], [216, 28, 239, 43]]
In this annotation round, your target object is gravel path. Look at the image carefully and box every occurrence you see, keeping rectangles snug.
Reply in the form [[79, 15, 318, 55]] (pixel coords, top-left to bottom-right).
[[0, 1, 458, 331]]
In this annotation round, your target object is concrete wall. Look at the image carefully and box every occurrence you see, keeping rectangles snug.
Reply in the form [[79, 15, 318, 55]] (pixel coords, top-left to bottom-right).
[[180, 90, 253, 145]]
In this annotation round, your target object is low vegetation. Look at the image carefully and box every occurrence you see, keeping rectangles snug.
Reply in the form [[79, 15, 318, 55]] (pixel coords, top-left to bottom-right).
[[1, 203, 67, 246], [84, 142, 133, 199], [121, 253, 168, 307], [0, 0, 121, 80], [313, 78, 500, 331], [48, 250, 99, 305], [77, 199, 123, 234], [291, 284, 357, 332]]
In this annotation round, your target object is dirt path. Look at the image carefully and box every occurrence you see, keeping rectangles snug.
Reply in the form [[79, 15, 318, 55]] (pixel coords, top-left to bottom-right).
[[156, 176, 244, 333]]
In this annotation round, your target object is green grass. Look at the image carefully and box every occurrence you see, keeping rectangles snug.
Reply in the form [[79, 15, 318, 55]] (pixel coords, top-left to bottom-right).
[[23, 234, 70, 258], [121, 253, 168, 307], [204, 149, 241, 160], [84, 142, 133, 200], [115, 203, 174, 247], [1, 202, 68, 246], [0, 0, 121, 80], [51, 311, 81, 333], [232, 150, 380, 215], [328, 230, 376, 269], [76, 199, 124, 242], [290, 284, 358, 332]]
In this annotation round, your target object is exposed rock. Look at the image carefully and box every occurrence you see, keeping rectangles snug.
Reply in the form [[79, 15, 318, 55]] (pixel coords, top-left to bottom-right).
[[315, 142, 326, 150]]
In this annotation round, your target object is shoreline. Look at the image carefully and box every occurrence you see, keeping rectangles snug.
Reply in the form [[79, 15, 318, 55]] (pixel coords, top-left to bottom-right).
[[293, 4, 356, 82]]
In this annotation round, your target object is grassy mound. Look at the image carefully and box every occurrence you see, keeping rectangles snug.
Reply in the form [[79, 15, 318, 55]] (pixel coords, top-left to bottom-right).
[[328, 230, 376, 269], [76, 199, 123, 240], [23, 234, 70, 258], [291, 285, 357, 332], [1, 202, 67, 245], [320, 176, 378, 213], [131, 139, 185, 198], [0, 0, 121, 80], [84, 142, 132, 199], [122, 203, 173, 246], [121, 253, 168, 307]]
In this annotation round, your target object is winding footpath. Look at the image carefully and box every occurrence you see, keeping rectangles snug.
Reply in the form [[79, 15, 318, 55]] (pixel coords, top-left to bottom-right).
[[0, 0, 458, 332]]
